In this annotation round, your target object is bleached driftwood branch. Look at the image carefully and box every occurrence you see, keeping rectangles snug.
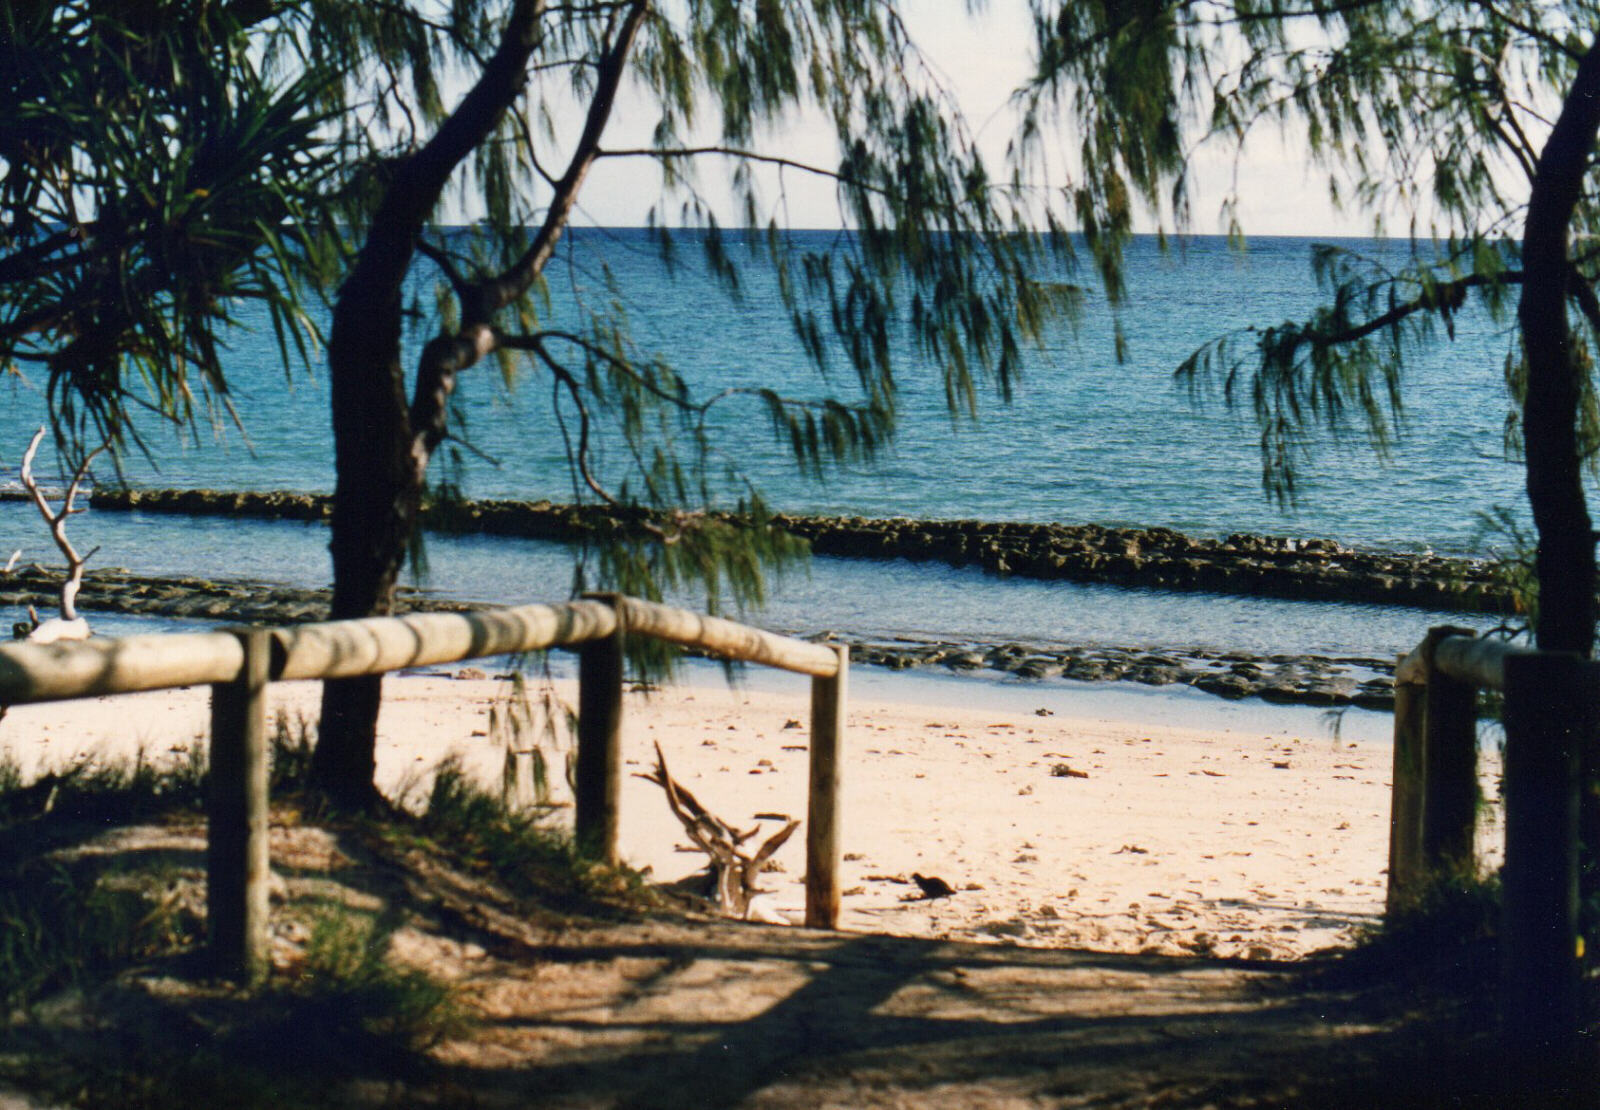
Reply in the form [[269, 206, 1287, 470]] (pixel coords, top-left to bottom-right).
[[641, 741, 799, 921], [15, 426, 104, 642]]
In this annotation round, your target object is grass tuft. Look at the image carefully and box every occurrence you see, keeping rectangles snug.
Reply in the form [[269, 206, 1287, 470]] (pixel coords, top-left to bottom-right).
[[286, 906, 459, 1052], [0, 746, 208, 831], [269, 709, 319, 793], [8, 902, 460, 1110], [0, 860, 198, 1012], [419, 755, 652, 911], [0, 728, 652, 1108]]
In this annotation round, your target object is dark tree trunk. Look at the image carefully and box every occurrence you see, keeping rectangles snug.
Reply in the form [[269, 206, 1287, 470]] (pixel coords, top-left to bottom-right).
[[1519, 41, 1600, 659], [310, 250, 418, 809], [1520, 39, 1600, 950], [307, 0, 643, 808], [309, 0, 551, 808]]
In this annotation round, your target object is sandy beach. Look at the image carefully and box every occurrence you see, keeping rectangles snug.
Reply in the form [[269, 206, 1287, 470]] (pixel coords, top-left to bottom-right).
[[0, 668, 1503, 961]]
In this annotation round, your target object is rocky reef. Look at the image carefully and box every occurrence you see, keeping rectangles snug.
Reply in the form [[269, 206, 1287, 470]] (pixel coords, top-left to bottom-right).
[[0, 564, 471, 626], [0, 485, 1503, 708], [79, 487, 1515, 614], [838, 637, 1397, 710], [777, 517, 1510, 614], [0, 563, 1397, 709]]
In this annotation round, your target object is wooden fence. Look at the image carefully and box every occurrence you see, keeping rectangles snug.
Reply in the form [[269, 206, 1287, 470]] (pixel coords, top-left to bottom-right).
[[1389, 625, 1596, 1062], [0, 594, 849, 982]]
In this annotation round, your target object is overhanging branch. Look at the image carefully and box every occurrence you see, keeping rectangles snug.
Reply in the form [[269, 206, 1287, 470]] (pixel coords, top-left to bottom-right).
[[1297, 270, 1522, 349], [593, 145, 888, 198], [475, 0, 648, 316]]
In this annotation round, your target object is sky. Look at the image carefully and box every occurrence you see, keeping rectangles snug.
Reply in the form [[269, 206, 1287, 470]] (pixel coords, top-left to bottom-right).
[[897, 1, 1380, 238], [559, 1, 1382, 239]]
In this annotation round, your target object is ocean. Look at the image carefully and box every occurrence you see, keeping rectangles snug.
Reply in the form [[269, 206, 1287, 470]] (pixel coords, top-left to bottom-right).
[[0, 230, 1526, 696]]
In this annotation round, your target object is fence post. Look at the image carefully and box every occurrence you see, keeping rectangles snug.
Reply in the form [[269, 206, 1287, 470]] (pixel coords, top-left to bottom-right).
[[576, 594, 625, 864], [1421, 626, 1478, 878], [207, 627, 271, 984], [1387, 653, 1426, 914], [1501, 652, 1587, 1072], [806, 643, 848, 929]]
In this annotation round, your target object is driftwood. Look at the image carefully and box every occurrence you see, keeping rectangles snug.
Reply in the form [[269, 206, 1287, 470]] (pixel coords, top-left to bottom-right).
[[13, 427, 104, 642], [640, 741, 799, 921]]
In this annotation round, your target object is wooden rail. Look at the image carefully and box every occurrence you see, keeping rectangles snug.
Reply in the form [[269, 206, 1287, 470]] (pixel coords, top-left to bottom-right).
[[271, 600, 622, 681], [615, 596, 843, 677], [0, 594, 849, 981], [1389, 625, 1593, 1067], [1394, 630, 1521, 690], [0, 631, 246, 703]]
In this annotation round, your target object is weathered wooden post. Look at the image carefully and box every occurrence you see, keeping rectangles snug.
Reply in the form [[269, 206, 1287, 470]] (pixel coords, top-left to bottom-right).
[[805, 643, 848, 929], [576, 593, 625, 864], [1421, 626, 1479, 878], [1387, 652, 1427, 914], [207, 627, 272, 983], [1501, 652, 1587, 1069]]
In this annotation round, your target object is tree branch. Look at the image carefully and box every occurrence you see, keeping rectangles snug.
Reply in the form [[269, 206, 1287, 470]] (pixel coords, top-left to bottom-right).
[[1474, 0, 1588, 61], [401, 2, 647, 492], [502, 327, 694, 410], [1569, 268, 1600, 336], [332, 0, 550, 329], [415, 236, 473, 299], [528, 339, 616, 508], [1301, 270, 1521, 349], [474, 0, 648, 316], [408, 324, 497, 471], [594, 145, 887, 196]]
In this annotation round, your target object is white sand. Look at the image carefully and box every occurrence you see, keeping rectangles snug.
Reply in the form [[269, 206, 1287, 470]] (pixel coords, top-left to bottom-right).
[[0, 670, 1502, 959]]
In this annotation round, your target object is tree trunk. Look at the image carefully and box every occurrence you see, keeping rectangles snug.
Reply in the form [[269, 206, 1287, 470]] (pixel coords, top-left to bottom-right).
[[1520, 39, 1600, 961], [310, 272, 416, 809], [309, 0, 551, 808], [1519, 41, 1600, 660]]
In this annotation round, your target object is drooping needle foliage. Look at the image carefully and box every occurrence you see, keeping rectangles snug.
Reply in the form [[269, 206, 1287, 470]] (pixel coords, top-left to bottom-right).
[[261, 0, 1082, 805], [1026, 1, 1600, 655], [4, 2, 1082, 805]]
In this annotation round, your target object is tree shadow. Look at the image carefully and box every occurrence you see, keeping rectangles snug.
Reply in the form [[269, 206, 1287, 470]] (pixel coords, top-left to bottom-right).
[[413, 920, 1531, 1109], [0, 795, 1573, 1109]]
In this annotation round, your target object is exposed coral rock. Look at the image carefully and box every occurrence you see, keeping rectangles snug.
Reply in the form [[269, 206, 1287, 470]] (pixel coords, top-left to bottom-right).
[[69, 487, 1516, 613]]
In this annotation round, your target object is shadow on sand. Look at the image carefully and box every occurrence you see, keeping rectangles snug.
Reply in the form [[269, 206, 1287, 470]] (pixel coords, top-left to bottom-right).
[[3, 814, 1568, 1110]]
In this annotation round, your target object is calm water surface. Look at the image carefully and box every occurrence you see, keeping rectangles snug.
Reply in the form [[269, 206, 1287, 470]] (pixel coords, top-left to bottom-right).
[[0, 231, 1520, 693]]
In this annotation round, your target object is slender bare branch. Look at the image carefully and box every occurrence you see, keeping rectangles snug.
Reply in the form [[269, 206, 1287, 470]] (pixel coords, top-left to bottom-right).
[[415, 236, 474, 298], [475, 0, 648, 316], [593, 145, 890, 198], [18, 426, 106, 624]]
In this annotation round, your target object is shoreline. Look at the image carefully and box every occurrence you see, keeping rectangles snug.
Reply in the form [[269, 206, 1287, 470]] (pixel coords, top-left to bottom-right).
[[0, 671, 1476, 959], [56, 486, 1517, 613]]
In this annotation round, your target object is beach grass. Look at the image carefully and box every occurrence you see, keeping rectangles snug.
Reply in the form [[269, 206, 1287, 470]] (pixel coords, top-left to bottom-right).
[[409, 754, 657, 913], [0, 721, 658, 1109]]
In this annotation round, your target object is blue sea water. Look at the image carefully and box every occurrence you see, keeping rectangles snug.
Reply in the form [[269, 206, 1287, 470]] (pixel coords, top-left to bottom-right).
[[0, 231, 1525, 668]]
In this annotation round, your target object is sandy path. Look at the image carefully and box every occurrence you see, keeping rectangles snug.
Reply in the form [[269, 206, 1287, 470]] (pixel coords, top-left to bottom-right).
[[0, 670, 1503, 960]]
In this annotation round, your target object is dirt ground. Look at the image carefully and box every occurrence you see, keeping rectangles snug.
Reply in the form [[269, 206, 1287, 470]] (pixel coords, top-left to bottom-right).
[[423, 917, 1398, 1109], [3, 814, 1514, 1110]]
